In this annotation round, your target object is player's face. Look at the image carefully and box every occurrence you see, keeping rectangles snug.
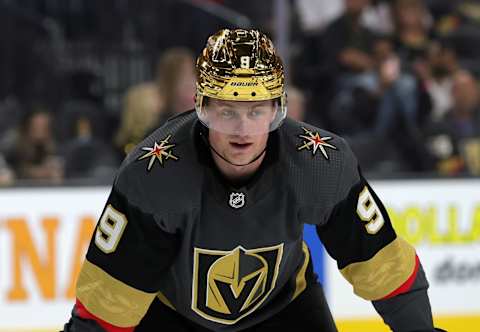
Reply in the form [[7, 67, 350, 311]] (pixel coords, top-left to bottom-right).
[[207, 99, 275, 166]]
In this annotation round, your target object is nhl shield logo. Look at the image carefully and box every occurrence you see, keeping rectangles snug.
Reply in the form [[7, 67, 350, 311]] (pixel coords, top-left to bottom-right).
[[229, 192, 245, 209]]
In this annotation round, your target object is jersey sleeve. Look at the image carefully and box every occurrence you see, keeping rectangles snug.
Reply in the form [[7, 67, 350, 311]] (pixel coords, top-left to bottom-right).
[[316, 141, 435, 331], [64, 174, 180, 331]]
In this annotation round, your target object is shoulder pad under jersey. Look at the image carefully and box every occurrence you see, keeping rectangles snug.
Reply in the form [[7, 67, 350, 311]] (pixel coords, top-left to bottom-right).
[[279, 118, 360, 225], [114, 111, 203, 232]]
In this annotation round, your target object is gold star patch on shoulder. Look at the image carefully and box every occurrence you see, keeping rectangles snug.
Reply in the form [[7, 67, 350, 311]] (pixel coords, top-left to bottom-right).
[[297, 127, 337, 159], [138, 134, 178, 171]]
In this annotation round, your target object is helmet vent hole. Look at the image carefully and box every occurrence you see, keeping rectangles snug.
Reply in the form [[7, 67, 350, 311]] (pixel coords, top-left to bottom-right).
[[251, 92, 256, 97], [233, 92, 239, 96]]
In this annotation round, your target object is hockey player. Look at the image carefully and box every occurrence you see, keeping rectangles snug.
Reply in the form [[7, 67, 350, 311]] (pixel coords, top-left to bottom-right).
[[63, 29, 445, 331]]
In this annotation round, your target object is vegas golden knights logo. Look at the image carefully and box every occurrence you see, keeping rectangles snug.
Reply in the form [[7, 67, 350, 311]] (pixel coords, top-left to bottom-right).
[[192, 244, 283, 325]]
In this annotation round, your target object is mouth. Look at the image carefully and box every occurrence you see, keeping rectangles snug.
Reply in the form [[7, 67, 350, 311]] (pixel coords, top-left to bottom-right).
[[229, 142, 253, 150]]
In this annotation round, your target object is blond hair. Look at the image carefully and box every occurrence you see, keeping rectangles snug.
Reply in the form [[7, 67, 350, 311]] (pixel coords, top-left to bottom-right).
[[155, 47, 195, 112], [115, 82, 163, 154]]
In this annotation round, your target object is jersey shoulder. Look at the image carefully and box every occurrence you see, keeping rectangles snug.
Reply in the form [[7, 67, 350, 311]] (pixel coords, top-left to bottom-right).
[[280, 117, 356, 175], [279, 118, 360, 220], [113, 111, 203, 225], [281, 118, 350, 158]]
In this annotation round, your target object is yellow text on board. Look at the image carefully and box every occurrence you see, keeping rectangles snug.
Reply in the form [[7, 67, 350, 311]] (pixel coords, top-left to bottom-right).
[[1, 217, 95, 301], [388, 204, 480, 245]]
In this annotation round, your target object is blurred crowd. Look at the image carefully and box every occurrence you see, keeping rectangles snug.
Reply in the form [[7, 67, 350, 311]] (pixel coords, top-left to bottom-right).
[[0, 0, 480, 186]]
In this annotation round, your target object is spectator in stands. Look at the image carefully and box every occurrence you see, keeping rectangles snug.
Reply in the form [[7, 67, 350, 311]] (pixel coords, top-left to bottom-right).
[[155, 47, 196, 123], [62, 111, 118, 181], [326, 34, 418, 137], [115, 48, 196, 157], [324, 24, 438, 173], [392, 0, 432, 62], [0, 98, 24, 143], [432, 1, 480, 44], [287, 86, 307, 122], [6, 109, 63, 182], [0, 153, 14, 186], [292, 0, 375, 127], [361, 0, 395, 35], [416, 40, 460, 123], [425, 70, 480, 175], [323, 0, 376, 82], [295, 0, 344, 32], [115, 82, 163, 156], [385, 0, 435, 129], [321, 0, 420, 139], [325, 34, 433, 173]]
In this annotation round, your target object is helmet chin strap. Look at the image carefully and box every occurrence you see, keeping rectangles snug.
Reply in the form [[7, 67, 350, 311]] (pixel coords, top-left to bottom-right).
[[200, 130, 267, 167]]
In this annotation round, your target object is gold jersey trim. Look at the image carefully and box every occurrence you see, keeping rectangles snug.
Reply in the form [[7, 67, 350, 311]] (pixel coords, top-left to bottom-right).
[[157, 291, 176, 311], [340, 237, 416, 300], [76, 259, 157, 327], [292, 241, 310, 300]]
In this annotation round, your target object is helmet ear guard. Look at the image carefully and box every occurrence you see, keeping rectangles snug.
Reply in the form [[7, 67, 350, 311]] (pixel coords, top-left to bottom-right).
[[195, 28, 287, 134]]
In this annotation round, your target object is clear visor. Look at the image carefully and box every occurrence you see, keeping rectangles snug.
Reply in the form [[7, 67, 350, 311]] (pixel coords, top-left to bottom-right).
[[195, 96, 287, 135]]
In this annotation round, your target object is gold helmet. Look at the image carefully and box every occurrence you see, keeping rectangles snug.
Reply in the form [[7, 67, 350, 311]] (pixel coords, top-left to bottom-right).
[[195, 29, 287, 135]]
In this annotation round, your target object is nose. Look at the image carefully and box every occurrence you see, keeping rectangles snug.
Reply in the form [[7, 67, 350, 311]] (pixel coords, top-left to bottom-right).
[[232, 116, 249, 136]]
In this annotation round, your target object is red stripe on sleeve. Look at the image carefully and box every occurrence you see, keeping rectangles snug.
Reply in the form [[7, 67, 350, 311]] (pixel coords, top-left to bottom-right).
[[381, 254, 420, 300], [75, 299, 135, 332]]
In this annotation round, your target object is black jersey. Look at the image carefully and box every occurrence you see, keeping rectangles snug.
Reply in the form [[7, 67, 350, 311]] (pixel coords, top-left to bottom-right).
[[68, 111, 432, 331]]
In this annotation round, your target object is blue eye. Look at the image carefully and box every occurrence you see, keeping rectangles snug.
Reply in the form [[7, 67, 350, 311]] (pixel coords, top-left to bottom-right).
[[220, 109, 235, 118], [249, 109, 265, 118]]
